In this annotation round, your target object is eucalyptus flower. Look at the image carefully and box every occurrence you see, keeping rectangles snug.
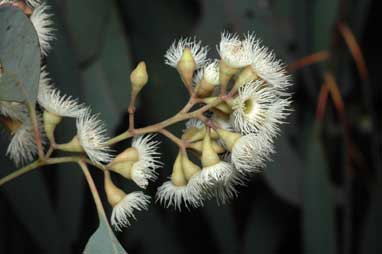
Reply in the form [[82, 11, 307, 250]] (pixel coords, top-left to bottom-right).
[[76, 110, 113, 165], [30, 3, 54, 56], [164, 37, 208, 69]]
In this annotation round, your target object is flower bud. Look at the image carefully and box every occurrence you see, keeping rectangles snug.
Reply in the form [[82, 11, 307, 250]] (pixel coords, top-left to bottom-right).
[[130, 61, 148, 96], [182, 126, 206, 143], [177, 48, 196, 87], [109, 161, 135, 179], [203, 97, 232, 114], [195, 79, 215, 98], [111, 147, 139, 165], [189, 140, 225, 154], [171, 152, 187, 186], [43, 111, 62, 143], [201, 131, 221, 168], [56, 135, 84, 152], [104, 171, 126, 207], [182, 152, 201, 181], [216, 129, 241, 151], [233, 66, 258, 91], [219, 60, 239, 92], [107, 147, 139, 179]]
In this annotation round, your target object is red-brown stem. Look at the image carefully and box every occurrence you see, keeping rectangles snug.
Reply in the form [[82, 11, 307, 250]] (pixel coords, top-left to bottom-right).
[[158, 129, 186, 151], [28, 103, 44, 160]]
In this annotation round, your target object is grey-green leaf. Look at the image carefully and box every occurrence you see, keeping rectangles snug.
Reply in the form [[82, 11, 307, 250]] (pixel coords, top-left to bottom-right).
[[83, 215, 127, 254], [0, 6, 40, 104], [302, 124, 336, 254]]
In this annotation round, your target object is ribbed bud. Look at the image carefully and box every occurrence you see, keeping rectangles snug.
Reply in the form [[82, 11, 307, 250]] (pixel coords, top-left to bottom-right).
[[177, 48, 196, 87], [203, 97, 232, 114], [216, 129, 241, 151], [196, 79, 215, 98], [130, 61, 148, 96], [56, 135, 84, 152], [182, 152, 201, 181], [43, 111, 62, 143], [104, 171, 126, 207], [201, 131, 221, 168], [219, 60, 239, 92], [171, 152, 187, 186], [233, 66, 259, 91], [189, 140, 225, 154]]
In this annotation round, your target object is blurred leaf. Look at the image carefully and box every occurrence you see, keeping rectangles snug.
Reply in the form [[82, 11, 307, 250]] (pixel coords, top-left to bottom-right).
[[302, 124, 336, 254], [360, 184, 382, 254], [243, 192, 284, 254], [0, 201, 6, 252], [62, 0, 132, 133], [126, 209, 183, 254], [46, 0, 87, 245], [0, 149, 69, 253], [63, 0, 110, 63], [264, 134, 303, 205], [312, 0, 339, 51], [83, 215, 127, 254], [0, 6, 40, 103], [203, 203, 237, 254]]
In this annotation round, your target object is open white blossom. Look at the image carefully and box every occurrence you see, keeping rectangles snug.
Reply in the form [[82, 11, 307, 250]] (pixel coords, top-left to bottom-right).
[[165, 37, 208, 68], [30, 3, 54, 56], [204, 60, 220, 85], [0, 102, 43, 165], [156, 181, 202, 211], [26, 0, 42, 7], [38, 69, 86, 117], [76, 110, 113, 165], [130, 135, 162, 189], [231, 133, 274, 174], [218, 32, 253, 68], [209, 169, 244, 205], [243, 33, 291, 90], [231, 80, 290, 136], [185, 118, 204, 129], [198, 161, 233, 184], [111, 191, 150, 231]]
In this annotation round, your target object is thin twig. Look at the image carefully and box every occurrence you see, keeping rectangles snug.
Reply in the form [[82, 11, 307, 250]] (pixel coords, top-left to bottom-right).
[[27, 103, 44, 160], [158, 129, 185, 150], [287, 51, 330, 72], [78, 161, 107, 217], [337, 22, 368, 80], [0, 156, 81, 187]]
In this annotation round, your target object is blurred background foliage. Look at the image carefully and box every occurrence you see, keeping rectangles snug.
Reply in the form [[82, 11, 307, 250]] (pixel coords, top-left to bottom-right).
[[0, 0, 381, 253]]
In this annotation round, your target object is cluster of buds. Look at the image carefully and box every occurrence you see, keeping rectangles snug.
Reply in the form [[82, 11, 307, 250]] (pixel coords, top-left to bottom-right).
[[0, 1, 291, 232]]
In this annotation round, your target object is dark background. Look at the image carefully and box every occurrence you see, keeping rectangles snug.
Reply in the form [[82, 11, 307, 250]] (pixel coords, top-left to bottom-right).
[[0, 0, 381, 253]]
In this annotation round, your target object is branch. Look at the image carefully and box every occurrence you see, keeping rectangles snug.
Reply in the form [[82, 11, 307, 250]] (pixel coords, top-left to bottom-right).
[[0, 156, 81, 187], [78, 161, 107, 217]]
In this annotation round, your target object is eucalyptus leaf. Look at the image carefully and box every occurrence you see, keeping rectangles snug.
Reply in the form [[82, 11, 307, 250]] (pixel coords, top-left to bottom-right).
[[242, 196, 284, 254], [203, 203, 237, 254], [312, 0, 339, 51], [302, 124, 336, 254], [264, 134, 303, 205], [0, 150, 69, 253], [0, 72, 24, 102], [83, 215, 127, 254], [63, 0, 110, 63], [0, 6, 40, 104], [360, 184, 382, 254]]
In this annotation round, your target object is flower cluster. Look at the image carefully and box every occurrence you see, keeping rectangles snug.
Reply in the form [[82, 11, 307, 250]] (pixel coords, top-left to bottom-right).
[[0, 0, 291, 233], [156, 33, 291, 209]]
